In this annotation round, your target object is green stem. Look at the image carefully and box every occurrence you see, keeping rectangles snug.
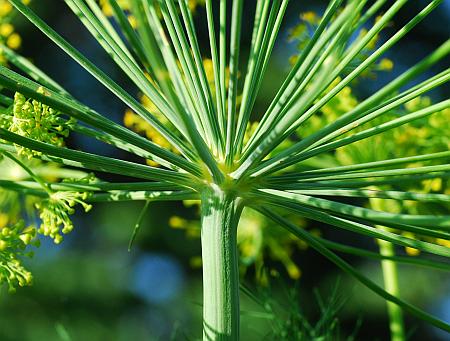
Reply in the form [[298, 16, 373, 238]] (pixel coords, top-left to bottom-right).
[[378, 232, 406, 341], [201, 186, 242, 340]]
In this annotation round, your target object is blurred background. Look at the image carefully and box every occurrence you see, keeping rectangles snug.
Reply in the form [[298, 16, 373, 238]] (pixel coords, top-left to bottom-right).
[[0, 1, 449, 340]]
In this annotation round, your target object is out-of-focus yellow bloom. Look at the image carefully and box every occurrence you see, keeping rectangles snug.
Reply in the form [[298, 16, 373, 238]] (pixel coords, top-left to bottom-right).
[[0, 23, 13, 36], [169, 216, 189, 229], [6, 32, 20, 48], [378, 58, 394, 71], [422, 178, 442, 192], [0, 0, 31, 64], [436, 239, 450, 248], [405, 246, 421, 256], [0, 2, 13, 17], [300, 11, 320, 25], [189, 256, 202, 268], [128, 15, 137, 29], [0, 213, 8, 228]]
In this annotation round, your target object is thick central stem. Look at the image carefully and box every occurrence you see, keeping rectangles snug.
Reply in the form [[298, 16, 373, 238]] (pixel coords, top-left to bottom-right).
[[201, 185, 242, 341]]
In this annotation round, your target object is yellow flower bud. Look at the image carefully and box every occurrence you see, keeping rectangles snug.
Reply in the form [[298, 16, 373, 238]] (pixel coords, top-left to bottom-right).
[[379, 58, 394, 71], [0, 2, 13, 16], [0, 23, 14, 37], [6, 33, 21, 49]]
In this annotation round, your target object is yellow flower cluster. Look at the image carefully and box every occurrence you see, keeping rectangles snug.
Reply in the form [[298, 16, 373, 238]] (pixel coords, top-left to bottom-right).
[[36, 191, 92, 244], [0, 220, 37, 292], [1, 90, 94, 291], [9, 90, 75, 159], [0, 0, 31, 64]]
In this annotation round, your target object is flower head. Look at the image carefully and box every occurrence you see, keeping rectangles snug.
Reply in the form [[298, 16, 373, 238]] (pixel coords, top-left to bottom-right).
[[36, 191, 92, 244], [9, 89, 75, 158], [0, 220, 37, 292]]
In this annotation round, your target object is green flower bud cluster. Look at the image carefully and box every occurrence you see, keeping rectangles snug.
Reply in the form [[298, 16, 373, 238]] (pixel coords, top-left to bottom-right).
[[9, 89, 75, 159], [0, 220, 38, 292], [0, 111, 12, 130], [36, 191, 92, 244]]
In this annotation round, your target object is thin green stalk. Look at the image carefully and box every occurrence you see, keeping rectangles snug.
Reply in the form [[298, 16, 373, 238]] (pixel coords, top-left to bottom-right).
[[128, 200, 150, 251], [129, 0, 198, 120], [127, 0, 176, 99], [201, 186, 242, 340], [152, 2, 208, 140], [378, 231, 406, 341], [254, 98, 450, 177], [272, 173, 450, 190], [161, 0, 223, 154], [205, 0, 226, 150], [65, 0, 189, 140], [315, 237, 450, 272], [225, 0, 243, 166], [177, 0, 222, 152], [0, 94, 13, 106], [277, 164, 450, 184], [143, 1, 199, 127], [0, 182, 198, 203], [107, 0, 149, 71], [85, 0, 135, 62], [281, 188, 450, 203], [259, 197, 450, 257], [356, 0, 388, 29], [0, 129, 196, 187], [233, 0, 273, 152], [288, 151, 450, 177], [237, 0, 440, 176], [0, 64, 200, 173], [236, 0, 289, 153], [287, 40, 450, 155], [243, 0, 344, 153], [0, 179, 185, 193], [258, 189, 450, 231], [258, 208, 450, 332], [243, 0, 289, 131], [88, 190, 198, 202], [219, 0, 227, 140], [69, 123, 175, 167]]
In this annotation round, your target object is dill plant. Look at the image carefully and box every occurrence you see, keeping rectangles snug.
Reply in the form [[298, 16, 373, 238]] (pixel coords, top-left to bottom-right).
[[0, 0, 449, 340]]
